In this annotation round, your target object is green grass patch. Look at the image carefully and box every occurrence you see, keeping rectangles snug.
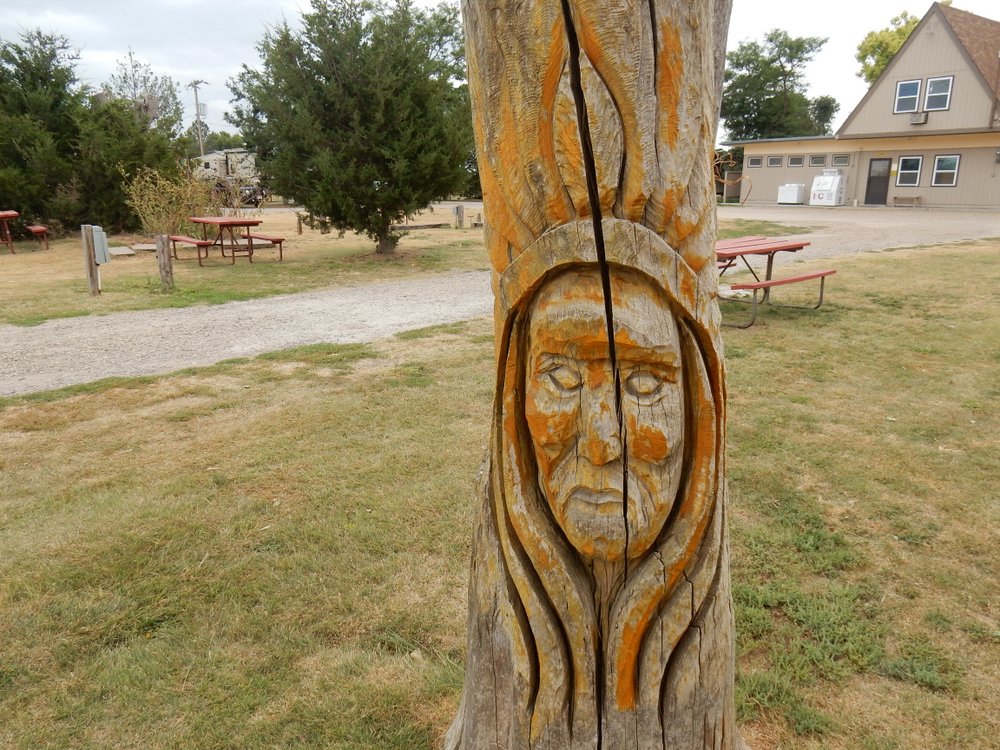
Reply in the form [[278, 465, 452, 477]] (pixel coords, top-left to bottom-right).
[[879, 637, 964, 692], [395, 321, 468, 340], [716, 218, 815, 240]]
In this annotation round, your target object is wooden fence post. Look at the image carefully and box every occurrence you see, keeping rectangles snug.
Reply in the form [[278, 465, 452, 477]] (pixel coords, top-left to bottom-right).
[[155, 234, 174, 291], [81, 224, 100, 296]]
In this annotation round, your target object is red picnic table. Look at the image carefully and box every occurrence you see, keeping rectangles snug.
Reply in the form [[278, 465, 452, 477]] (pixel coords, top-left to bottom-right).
[[714, 235, 835, 328], [190, 216, 264, 263], [0, 210, 18, 254]]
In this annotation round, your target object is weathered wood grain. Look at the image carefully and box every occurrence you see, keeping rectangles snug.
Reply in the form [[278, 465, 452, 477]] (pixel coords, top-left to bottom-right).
[[450, 2, 743, 748]]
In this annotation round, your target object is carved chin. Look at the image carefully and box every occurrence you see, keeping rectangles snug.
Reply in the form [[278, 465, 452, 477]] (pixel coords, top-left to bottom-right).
[[551, 484, 669, 562]]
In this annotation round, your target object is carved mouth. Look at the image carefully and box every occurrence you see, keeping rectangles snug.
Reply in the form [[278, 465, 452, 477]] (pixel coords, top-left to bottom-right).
[[568, 487, 624, 508]]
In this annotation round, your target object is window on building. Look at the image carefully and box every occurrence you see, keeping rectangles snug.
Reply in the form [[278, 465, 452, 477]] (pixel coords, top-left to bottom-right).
[[931, 155, 960, 186], [832, 154, 850, 167], [809, 155, 826, 167], [894, 80, 921, 113], [788, 156, 804, 167], [924, 76, 953, 111], [896, 156, 922, 186], [746, 156, 763, 168], [767, 156, 782, 167]]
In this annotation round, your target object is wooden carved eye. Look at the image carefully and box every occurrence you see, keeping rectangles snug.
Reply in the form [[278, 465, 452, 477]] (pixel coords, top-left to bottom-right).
[[625, 370, 663, 398], [546, 365, 583, 392]]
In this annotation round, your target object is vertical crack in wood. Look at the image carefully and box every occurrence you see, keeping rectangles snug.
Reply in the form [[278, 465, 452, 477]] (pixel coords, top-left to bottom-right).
[[558, 1, 628, 741], [557, 0, 629, 554]]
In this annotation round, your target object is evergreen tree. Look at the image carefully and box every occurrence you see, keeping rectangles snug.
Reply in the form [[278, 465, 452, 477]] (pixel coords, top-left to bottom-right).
[[0, 30, 181, 233], [0, 31, 82, 227], [720, 30, 839, 142], [228, 0, 470, 253]]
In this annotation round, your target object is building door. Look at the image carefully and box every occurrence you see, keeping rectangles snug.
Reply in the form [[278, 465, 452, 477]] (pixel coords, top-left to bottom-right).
[[864, 158, 891, 205]]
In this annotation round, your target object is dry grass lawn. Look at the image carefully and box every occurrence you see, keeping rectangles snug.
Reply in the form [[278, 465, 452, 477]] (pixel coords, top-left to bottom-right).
[[0, 239, 996, 749]]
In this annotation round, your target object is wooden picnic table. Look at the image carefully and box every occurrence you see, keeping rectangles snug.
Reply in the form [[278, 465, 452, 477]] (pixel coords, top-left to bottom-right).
[[189, 216, 264, 263], [716, 237, 811, 289], [714, 235, 835, 328], [0, 210, 19, 254]]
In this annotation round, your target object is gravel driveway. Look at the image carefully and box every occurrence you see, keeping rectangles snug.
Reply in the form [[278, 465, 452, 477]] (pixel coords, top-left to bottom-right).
[[1, 205, 997, 397]]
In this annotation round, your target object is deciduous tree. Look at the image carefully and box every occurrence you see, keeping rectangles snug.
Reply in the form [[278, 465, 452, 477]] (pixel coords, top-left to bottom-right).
[[103, 48, 184, 138], [720, 29, 839, 141], [228, 0, 470, 253]]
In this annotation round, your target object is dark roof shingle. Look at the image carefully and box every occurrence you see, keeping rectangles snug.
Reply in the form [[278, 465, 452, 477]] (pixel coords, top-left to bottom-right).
[[939, 2, 1000, 99]]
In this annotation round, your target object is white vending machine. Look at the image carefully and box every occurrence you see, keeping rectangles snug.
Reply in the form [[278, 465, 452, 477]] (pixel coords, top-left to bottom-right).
[[809, 169, 846, 206]]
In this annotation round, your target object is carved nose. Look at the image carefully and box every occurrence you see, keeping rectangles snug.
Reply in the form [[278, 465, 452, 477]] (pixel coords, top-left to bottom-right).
[[580, 399, 622, 466]]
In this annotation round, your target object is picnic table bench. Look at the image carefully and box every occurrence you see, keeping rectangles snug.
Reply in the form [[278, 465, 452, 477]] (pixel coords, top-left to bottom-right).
[[0, 210, 18, 253], [241, 232, 284, 261], [27, 225, 49, 250], [169, 235, 214, 266], [727, 269, 837, 329]]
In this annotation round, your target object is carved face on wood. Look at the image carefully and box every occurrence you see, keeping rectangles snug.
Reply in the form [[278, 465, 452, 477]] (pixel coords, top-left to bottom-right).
[[524, 268, 685, 562]]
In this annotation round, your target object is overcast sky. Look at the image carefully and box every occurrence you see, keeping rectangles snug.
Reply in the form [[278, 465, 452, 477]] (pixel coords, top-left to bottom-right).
[[1, 1, 997, 135]]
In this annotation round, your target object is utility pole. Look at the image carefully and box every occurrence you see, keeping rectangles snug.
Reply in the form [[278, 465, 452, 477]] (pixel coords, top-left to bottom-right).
[[188, 80, 208, 157]]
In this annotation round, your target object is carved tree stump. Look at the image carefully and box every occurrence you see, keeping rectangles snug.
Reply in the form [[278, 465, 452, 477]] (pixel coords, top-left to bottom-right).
[[448, 1, 745, 748]]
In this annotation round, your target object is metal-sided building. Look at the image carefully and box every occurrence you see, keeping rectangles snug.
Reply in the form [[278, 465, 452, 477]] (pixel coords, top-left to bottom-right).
[[729, 2, 1000, 209]]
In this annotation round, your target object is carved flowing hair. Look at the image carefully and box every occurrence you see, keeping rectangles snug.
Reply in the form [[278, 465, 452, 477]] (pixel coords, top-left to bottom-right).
[[450, 1, 736, 747]]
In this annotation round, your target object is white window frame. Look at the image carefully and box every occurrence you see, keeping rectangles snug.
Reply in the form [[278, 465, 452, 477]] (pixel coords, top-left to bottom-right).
[[787, 155, 804, 167], [894, 79, 921, 113], [924, 76, 953, 111], [896, 156, 922, 187], [809, 155, 826, 167], [746, 156, 763, 168], [766, 156, 783, 167], [832, 154, 851, 167], [931, 154, 960, 187]]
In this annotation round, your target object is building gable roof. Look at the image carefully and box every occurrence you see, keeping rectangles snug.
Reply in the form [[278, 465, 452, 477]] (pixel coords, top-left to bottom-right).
[[837, 2, 1000, 136], [939, 3, 1000, 100]]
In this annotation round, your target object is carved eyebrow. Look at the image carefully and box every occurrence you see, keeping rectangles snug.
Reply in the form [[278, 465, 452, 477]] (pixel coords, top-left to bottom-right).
[[537, 345, 679, 365], [615, 344, 680, 365]]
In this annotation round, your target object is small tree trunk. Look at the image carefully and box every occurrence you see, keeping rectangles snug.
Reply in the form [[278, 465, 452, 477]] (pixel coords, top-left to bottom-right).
[[376, 233, 398, 254]]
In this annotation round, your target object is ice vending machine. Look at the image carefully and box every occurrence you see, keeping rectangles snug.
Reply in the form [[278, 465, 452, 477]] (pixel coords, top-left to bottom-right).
[[809, 169, 846, 206]]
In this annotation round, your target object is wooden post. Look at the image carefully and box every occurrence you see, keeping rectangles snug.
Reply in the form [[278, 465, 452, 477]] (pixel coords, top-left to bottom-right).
[[155, 234, 174, 291], [81, 225, 100, 296], [297, 215, 303, 235], [448, 2, 745, 748], [454, 204, 465, 229]]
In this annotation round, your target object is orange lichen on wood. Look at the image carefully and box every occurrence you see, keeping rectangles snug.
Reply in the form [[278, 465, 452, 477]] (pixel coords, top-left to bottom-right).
[[632, 422, 670, 463], [656, 20, 684, 151], [539, 25, 576, 226]]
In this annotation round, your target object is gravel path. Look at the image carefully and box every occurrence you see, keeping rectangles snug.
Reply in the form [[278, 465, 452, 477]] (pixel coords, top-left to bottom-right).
[[2, 206, 998, 397], [0, 271, 492, 397]]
